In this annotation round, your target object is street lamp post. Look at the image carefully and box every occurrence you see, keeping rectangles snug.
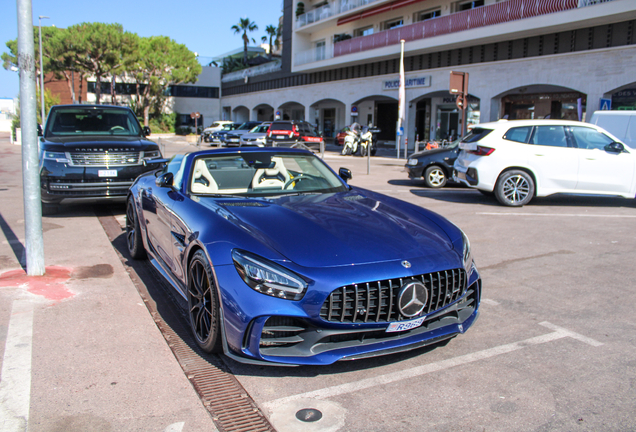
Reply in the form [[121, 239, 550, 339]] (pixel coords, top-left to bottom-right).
[[38, 15, 49, 126]]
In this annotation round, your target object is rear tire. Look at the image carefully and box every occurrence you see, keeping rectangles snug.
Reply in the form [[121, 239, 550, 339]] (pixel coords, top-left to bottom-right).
[[424, 165, 447, 188], [494, 170, 535, 206], [126, 196, 146, 259], [187, 250, 222, 353]]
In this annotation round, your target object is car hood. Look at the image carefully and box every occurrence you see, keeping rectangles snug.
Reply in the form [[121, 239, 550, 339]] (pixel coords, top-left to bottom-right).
[[205, 190, 455, 268], [42, 136, 155, 150]]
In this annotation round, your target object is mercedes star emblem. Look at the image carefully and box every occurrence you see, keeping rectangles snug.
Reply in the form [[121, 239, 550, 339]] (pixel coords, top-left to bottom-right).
[[397, 281, 428, 317]]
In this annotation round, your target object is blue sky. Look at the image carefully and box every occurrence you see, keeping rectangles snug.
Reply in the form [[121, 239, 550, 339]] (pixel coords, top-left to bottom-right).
[[0, 0, 283, 99]]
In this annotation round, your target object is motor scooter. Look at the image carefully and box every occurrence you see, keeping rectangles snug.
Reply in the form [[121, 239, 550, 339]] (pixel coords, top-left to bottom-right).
[[358, 127, 373, 157], [341, 128, 360, 155]]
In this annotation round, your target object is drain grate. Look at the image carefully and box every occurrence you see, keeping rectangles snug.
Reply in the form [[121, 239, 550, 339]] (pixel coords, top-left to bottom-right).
[[97, 212, 276, 432]]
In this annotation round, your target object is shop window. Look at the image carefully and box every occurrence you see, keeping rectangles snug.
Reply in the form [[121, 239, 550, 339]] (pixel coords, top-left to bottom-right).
[[415, 8, 441, 22], [455, 0, 484, 12], [383, 18, 404, 30], [354, 25, 374, 37], [503, 126, 533, 143]]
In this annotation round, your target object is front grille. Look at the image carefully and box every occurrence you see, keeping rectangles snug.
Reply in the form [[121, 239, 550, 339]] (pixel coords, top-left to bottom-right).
[[320, 269, 466, 323], [69, 151, 141, 166]]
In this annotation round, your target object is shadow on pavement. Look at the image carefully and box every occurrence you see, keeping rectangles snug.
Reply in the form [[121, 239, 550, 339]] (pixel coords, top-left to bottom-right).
[[0, 211, 25, 270]]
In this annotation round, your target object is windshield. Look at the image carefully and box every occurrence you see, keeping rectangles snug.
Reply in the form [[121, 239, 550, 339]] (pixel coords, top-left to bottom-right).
[[45, 107, 142, 137], [251, 124, 269, 133], [238, 122, 258, 130], [189, 151, 347, 197]]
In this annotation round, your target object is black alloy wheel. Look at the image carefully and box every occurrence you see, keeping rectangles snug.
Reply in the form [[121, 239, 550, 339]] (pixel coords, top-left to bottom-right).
[[424, 165, 447, 188], [126, 196, 146, 259], [187, 250, 222, 353], [494, 170, 535, 206]]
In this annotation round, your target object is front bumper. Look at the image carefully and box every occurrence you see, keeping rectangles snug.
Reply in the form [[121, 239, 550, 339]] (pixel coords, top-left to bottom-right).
[[40, 161, 159, 204], [215, 258, 482, 366]]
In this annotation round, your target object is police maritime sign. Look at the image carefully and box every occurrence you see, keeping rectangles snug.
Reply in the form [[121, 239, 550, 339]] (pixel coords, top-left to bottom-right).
[[382, 76, 432, 91]]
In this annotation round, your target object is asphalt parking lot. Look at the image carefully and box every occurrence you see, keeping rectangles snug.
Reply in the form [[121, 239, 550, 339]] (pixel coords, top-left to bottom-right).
[[1, 133, 635, 431]]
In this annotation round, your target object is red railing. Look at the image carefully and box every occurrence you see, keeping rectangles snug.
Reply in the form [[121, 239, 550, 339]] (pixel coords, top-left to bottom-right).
[[333, 0, 578, 57]]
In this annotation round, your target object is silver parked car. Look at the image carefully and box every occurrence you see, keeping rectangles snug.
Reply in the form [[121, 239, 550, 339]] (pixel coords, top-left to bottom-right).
[[239, 122, 271, 147]]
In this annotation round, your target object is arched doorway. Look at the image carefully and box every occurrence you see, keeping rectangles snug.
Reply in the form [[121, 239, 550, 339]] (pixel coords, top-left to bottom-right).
[[496, 85, 586, 121]]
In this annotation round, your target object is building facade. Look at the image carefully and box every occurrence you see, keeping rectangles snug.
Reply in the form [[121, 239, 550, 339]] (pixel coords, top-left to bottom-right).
[[220, 0, 636, 148]]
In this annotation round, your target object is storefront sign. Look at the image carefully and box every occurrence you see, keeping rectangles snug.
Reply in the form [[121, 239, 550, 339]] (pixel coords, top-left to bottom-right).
[[383, 76, 431, 91]]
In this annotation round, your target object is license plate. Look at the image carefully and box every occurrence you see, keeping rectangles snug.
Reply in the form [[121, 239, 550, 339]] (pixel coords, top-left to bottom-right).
[[386, 316, 426, 333], [98, 170, 117, 178], [276, 135, 285, 139]]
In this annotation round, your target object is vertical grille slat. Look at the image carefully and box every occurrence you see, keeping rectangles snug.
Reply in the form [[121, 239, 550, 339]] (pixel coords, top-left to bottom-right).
[[320, 269, 467, 323]]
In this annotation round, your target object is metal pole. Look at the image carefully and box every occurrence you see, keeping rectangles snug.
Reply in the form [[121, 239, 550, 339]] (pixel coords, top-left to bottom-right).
[[18, 0, 45, 275], [38, 15, 49, 127]]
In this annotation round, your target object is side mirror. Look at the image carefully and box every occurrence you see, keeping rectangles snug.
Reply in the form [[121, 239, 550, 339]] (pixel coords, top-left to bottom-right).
[[155, 172, 174, 188], [605, 142, 625, 153], [339, 167, 352, 183], [37, 124, 43, 137], [143, 126, 151, 136]]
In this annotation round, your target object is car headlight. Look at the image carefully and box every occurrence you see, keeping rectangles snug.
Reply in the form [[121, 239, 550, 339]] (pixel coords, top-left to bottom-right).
[[143, 150, 162, 159], [232, 250, 307, 301], [461, 230, 472, 273], [42, 151, 69, 163], [407, 158, 419, 166]]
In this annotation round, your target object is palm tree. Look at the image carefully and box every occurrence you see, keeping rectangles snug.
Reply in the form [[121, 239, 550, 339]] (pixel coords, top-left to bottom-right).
[[261, 25, 279, 59], [231, 18, 258, 66]]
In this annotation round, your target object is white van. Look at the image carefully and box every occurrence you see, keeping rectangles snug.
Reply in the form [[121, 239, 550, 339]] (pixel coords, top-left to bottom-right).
[[588, 111, 636, 148]]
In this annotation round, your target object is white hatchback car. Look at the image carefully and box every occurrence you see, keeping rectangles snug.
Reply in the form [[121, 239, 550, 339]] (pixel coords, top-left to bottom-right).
[[453, 119, 636, 206]]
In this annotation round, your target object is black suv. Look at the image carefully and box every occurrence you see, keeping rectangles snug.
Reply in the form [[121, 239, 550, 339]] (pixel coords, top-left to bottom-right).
[[265, 120, 324, 151], [39, 105, 163, 212]]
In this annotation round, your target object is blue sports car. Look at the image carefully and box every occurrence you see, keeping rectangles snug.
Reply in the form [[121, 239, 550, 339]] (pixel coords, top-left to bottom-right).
[[126, 147, 481, 365]]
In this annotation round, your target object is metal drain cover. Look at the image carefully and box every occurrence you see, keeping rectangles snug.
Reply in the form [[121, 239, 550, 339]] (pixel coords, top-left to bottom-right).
[[296, 408, 323, 422]]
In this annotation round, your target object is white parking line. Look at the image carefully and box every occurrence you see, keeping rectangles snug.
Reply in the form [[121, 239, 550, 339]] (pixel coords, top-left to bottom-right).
[[477, 212, 636, 218], [263, 322, 602, 411], [0, 299, 34, 432]]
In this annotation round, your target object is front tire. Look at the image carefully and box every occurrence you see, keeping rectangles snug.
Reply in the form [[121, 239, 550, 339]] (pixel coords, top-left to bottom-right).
[[187, 250, 222, 353], [424, 165, 447, 188], [494, 170, 535, 206], [126, 197, 146, 259], [359, 144, 367, 157]]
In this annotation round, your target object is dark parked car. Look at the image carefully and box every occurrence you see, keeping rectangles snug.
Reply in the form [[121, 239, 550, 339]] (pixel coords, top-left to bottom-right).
[[405, 140, 460, 188], [39, 104, 163, 213], [224, 121, 262, 146], [126, 147, 481, 366], [265, 120, 324, 151], [205, 122, 239, 144]]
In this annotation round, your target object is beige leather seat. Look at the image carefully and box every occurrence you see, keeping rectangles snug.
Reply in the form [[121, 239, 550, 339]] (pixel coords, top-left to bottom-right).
[[191, 159, 219, 194]]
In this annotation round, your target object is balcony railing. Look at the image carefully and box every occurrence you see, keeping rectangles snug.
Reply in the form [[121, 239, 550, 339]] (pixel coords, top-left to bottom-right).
[[295, 0, 385, 29], [333, 0, 583, 57], [222, 60, 282, 82]]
